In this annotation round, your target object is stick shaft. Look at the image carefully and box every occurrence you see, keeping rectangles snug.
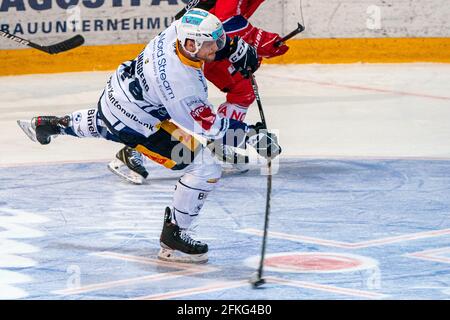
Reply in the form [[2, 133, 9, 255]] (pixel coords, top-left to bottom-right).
[[258, 159, 272, 279], [249, 74, 267, 128], [249, 73, 272, 282]]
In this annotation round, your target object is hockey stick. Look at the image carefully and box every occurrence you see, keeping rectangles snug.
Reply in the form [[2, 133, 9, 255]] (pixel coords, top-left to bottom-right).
[[249, 2, 306, 287], [274, 23, 305, 47], [175, 0, 216, 20], [0, 31, 84, 54], [248, 72, 272, 289]]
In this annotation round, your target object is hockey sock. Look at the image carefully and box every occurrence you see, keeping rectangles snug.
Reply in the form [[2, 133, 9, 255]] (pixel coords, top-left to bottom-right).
[[171, 173, 219, 229]]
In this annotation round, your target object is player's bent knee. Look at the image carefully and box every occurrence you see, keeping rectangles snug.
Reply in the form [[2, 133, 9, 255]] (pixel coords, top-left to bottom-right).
[[181, 163, 221, 192]]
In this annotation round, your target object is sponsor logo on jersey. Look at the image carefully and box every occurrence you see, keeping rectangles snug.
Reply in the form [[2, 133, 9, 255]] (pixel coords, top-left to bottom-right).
[[218, 104, 227, 117], [190, 105, 216, 131], [218, 104, 246, 121], [106, 78, 155, 132], [141, 151, 168, 166], [73, 112, 82, 124], [87, 109, 99, 137], [156, 32, 175, 100], [254, 28, 264, 49], [186, 99, 204, 107]]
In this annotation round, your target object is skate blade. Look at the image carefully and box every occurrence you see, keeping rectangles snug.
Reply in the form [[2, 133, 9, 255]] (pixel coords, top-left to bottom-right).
[[158, 247, 208, 264], [107, 159, 144, 185], [17, 120, 37, 143]]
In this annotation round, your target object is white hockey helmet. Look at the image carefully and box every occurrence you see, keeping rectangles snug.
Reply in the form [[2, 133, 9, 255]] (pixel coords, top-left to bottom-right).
[[176, 9, 226, 56]]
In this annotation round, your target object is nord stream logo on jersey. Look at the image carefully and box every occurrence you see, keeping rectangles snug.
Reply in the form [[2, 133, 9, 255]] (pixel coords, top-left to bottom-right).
[[0, 0, 191, 48]]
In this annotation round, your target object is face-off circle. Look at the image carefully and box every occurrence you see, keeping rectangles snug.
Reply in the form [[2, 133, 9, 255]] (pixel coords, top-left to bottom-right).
[[245, 252, 378, 273]]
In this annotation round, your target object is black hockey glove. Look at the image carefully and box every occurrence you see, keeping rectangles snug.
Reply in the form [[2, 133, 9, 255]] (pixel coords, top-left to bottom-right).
[[228, 36, 259, 79], [246, 122, 282, 160]]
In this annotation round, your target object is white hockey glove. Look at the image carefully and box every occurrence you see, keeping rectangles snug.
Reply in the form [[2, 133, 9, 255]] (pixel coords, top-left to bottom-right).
[[246, 122, 282, 160], [206, 121, 281, 163]]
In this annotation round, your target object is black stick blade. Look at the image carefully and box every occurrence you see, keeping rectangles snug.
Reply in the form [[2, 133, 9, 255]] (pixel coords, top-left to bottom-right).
[[250, 278, 266, 289], [250, 272, 266, 289], [44, 35, 85, 54]]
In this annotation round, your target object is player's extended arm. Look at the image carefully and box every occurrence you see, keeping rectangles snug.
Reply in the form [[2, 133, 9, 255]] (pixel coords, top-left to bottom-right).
[[223, 15, 289, 58], [169, 97, 280, 160]]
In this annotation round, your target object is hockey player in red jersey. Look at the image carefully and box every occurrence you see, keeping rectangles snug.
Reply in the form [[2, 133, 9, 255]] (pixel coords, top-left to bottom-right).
[[109, 0, 290, 184], [206, 0, 290, 121]]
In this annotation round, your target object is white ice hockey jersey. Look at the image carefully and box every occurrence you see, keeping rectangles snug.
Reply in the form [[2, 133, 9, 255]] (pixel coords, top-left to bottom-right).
[[99, 21, 230, 140]]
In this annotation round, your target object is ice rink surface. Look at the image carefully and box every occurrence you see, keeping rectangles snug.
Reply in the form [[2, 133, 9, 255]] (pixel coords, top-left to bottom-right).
[[1, 64, 450, 299]]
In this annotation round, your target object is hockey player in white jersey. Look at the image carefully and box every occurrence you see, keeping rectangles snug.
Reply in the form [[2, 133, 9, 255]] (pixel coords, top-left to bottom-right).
[[17, 9, 281, 263]]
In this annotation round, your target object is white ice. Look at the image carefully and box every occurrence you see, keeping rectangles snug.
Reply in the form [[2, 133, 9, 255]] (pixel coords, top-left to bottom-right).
[[1, 63, 450, 300]]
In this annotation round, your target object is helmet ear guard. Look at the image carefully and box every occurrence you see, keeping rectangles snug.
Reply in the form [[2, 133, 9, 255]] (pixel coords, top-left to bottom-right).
[[179, 36, 202, 56]]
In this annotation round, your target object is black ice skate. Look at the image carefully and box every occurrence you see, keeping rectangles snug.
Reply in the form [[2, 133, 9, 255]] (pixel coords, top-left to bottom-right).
[[108, 146, 149, 185], [17, 116, 70, 145], [158, 207, 208, 264]]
